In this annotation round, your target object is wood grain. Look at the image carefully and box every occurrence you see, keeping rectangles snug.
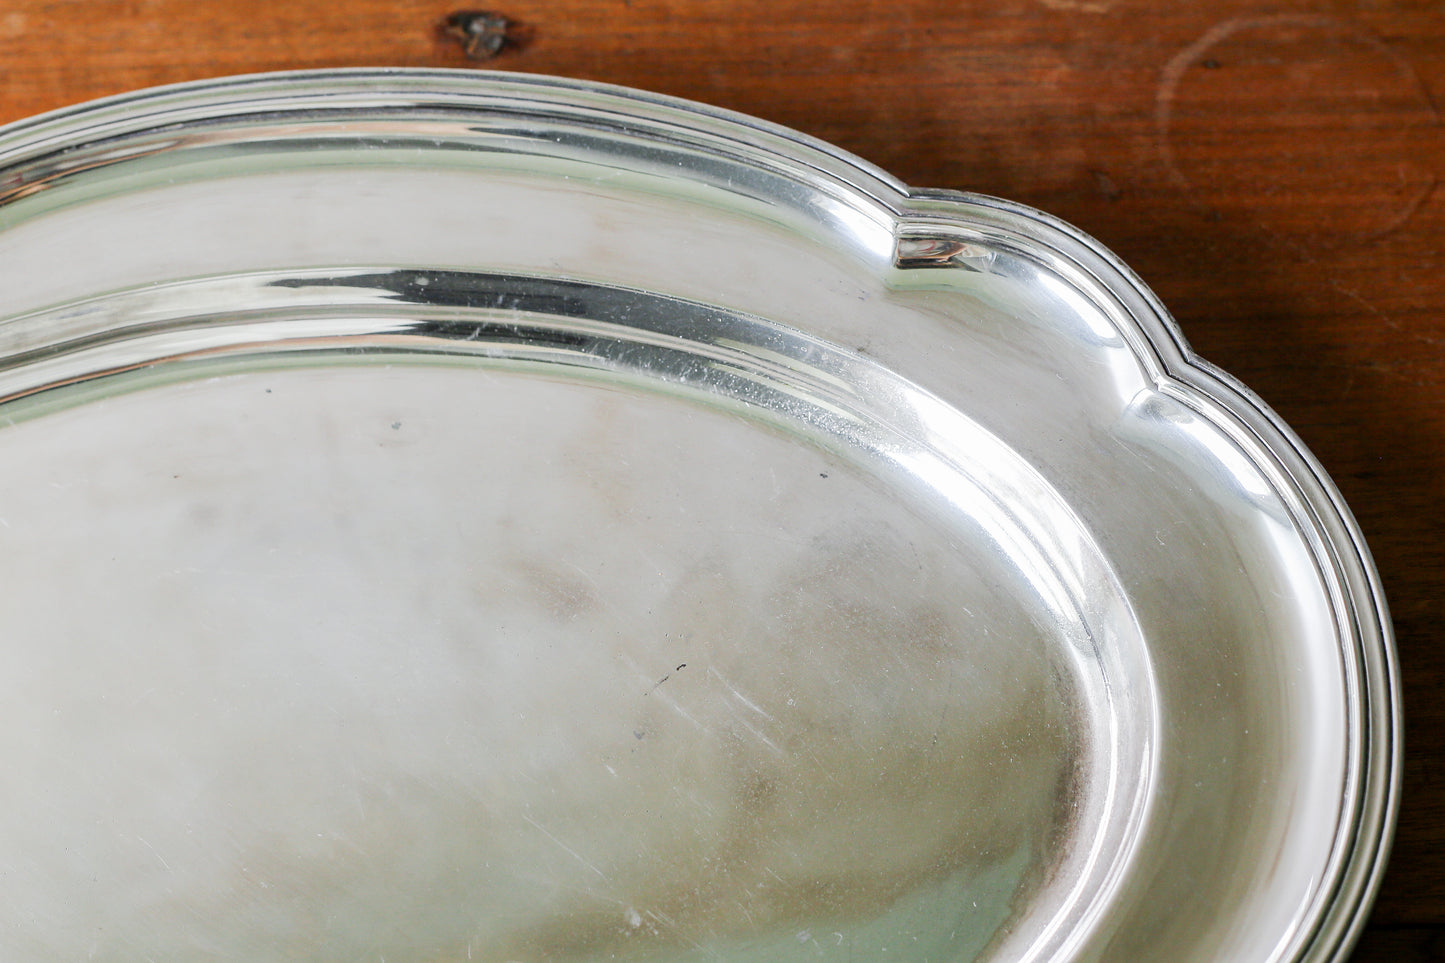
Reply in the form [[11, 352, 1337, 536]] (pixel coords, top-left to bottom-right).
[[1, 0, 1442, 958]]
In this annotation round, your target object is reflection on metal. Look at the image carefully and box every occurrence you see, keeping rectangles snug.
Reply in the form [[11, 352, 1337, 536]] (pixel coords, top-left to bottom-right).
[[0, 70, 1396, 963], [894, 235, 994, 268]]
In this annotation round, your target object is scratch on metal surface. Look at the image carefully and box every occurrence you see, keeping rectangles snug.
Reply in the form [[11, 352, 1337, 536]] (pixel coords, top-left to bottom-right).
[[564, 560, 603, 599], [723, 706, 781, 753], [134, 835, 171, 872], [804, 745, 843, 784], [706, 667, 773, 719], [520, 814, 610, 881], [650, 688, 710, 732]]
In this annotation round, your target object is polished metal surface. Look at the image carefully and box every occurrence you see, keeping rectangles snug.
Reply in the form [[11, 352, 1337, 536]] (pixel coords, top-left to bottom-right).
[[0, 70, 1396, 962]]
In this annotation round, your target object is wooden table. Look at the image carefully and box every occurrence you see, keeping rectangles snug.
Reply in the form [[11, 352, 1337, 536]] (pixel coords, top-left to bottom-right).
[[0, 1, 1439, 959]]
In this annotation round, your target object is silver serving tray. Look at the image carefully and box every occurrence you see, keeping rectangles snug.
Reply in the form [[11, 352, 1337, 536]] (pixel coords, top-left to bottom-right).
[[0, 70, 1396, 962]]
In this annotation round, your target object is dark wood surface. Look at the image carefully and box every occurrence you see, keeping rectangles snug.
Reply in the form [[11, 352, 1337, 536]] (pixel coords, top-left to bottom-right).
[[1, 1, 1440, 959]]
